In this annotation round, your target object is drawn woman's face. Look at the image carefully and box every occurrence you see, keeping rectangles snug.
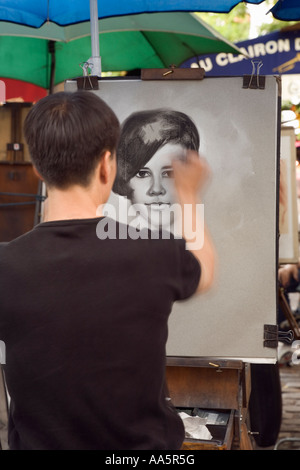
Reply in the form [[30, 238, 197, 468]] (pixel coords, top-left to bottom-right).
[[129, 143, 186, 228]]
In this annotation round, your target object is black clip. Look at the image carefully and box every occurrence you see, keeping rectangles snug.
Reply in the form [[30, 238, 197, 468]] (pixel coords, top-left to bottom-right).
[[264, 324, 278, 348], [243, 60, 265, 90], [76, 76, 99, 91]]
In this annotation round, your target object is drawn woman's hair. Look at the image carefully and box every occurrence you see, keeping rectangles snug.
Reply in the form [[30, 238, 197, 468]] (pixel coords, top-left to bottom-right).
[[113, 108, 200, 198]]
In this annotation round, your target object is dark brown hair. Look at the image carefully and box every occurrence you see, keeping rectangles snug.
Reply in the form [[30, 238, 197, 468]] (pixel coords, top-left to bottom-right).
[[24, 91, 120, 189]]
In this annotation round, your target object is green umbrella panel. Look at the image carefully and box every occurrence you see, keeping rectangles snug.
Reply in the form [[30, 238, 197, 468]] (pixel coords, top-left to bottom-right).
[[0, 12, 245, 89]]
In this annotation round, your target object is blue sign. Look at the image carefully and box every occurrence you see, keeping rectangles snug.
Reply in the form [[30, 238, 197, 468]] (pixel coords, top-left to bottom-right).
[[181, 29, 300, 76]]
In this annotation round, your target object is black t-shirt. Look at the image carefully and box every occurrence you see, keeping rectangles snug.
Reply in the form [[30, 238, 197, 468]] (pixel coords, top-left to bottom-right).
[[0, 217, 200, 450]]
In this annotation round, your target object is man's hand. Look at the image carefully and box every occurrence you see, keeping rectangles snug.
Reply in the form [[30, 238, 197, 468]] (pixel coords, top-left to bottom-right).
[[172, 151, 211, 200]]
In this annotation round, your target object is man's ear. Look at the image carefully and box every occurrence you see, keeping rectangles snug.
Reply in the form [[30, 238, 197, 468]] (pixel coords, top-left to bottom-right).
[[32, 166, 44, 181], [99, 151, 114, 184]]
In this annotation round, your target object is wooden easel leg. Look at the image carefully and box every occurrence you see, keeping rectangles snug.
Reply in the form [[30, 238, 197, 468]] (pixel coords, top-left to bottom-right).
[[239, 423, 253, 450]]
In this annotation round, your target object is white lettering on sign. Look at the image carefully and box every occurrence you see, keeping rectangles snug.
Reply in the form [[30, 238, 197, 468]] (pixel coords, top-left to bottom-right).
[[265, 40, 278, 54], [227, 53, 242, 64], [191, 58, 213, 71], [278, 38, 291, 52], [238, 47, 251, 59], [188, 37, 296, 72], [247, 45, 255, 58], [295, 38, 300, 51], [254, 43, 266, 57], [215, 53, 228, 66], [199, 58, 213, 72]]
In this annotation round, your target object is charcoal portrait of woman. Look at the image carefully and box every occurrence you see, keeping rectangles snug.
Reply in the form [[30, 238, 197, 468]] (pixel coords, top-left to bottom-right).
[[112, 108, 200, 232]]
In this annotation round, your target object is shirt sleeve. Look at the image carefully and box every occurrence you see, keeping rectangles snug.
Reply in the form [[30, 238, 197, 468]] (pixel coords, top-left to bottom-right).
[[175, 238, 201, 301]]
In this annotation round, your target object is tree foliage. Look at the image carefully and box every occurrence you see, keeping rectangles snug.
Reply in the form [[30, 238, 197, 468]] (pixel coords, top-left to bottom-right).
[[196, 1, 297, 43], [196, 4, 250, 43]]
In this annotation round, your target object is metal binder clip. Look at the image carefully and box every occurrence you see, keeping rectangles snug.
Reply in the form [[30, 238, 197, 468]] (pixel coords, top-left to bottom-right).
[[278, 330, 294, 345], [264, 326, 295, 347], [76, 62, 99, 91], [243, 60, 265, 90], [264, 324, 278, 348]]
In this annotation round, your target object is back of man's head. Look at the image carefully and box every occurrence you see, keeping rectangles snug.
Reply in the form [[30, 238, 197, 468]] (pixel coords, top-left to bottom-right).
[[24, 91, 120, 189]]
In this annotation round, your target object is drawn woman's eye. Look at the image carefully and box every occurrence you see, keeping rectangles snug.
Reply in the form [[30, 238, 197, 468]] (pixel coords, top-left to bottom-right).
[[136, 169, 151, 178], [161, 168, 174, 178]]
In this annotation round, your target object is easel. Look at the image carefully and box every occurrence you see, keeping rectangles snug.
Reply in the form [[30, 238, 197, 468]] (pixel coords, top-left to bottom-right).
[[166, 357, 252, 450]]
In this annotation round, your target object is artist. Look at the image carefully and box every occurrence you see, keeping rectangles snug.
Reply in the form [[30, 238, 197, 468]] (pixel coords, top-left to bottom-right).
[[0, 91, 215, 450]]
